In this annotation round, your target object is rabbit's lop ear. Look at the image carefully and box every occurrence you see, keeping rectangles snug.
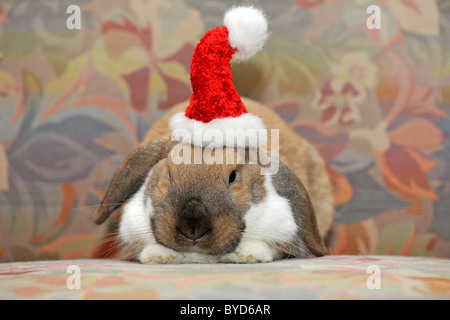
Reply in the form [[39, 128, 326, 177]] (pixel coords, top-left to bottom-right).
[[93, 135, 172, 225], [271, 161, 327, 257]]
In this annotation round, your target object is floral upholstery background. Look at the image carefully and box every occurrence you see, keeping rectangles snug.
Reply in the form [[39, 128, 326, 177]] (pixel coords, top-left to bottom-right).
[[0, 0, 449, 262]]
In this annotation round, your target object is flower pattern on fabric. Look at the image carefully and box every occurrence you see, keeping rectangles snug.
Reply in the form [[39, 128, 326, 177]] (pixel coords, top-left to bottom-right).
[[312, 78, 365, 126]]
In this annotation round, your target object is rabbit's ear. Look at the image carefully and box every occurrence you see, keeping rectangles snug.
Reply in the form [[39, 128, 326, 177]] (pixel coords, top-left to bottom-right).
[[271, 161, 327, 258], [93, 135, 172, 225]]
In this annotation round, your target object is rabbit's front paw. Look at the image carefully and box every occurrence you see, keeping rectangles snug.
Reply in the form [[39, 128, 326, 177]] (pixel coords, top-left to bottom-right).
[[220, 240, 278, 263], [139, 244, 179, 264]]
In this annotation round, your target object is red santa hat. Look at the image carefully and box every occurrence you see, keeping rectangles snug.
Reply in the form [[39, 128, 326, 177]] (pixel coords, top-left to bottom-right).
[[169, 6, 268, 149]]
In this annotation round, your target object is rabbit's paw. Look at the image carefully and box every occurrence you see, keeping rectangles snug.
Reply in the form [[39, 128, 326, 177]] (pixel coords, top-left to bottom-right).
[[220, 240, 277, 263], [139, 244, 179, 264]]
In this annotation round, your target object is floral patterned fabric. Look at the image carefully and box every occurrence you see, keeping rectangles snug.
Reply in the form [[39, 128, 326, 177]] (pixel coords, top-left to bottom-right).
[[1, 256, 449, 299], [1, 0, 450, 262]]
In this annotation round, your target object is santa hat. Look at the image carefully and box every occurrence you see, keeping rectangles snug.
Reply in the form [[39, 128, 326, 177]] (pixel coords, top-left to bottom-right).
[[170, 6, 268, 149]]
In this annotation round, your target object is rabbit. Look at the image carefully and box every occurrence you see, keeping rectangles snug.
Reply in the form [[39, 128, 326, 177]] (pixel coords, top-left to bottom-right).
[[93, 98, 335, 264]]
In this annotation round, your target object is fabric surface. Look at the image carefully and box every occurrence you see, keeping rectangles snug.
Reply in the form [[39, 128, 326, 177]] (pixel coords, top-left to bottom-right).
[[1, 255, 449, 300], [1, 0, 450, 262]]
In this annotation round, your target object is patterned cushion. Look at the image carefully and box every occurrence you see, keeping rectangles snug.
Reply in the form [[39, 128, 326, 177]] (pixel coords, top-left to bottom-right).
[[1, 256, 449, 299]]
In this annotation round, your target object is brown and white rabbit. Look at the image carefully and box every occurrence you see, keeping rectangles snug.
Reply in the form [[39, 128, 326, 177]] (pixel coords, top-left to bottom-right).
[[93, 98, 334, 263], [93, 6, 334, 263]]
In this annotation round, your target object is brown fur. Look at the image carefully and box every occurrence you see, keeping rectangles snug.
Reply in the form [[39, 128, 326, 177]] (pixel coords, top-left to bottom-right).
[[148, 146, 251, 256], [93, 135, 173, 225]]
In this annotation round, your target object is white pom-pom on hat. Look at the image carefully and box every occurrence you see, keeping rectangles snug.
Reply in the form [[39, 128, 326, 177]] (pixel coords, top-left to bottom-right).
[[223, 6, 268, 61]]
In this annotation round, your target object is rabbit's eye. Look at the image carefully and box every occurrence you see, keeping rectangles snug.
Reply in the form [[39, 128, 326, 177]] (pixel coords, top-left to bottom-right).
[[228, 170, 237, 185]]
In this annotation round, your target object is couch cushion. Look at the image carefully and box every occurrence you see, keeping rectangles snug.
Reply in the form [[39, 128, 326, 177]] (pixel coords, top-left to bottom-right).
[[1, 255, 449, 300]]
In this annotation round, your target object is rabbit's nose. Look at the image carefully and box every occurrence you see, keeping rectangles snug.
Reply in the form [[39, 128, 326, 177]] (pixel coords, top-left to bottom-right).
[[176, 198, 212, 242], [177, 220, 211, 241]]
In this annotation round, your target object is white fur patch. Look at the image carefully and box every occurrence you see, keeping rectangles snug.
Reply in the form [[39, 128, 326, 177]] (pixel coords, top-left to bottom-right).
[[119, 170, 155, 251], [244, 174, 298, 244], [221, 174, 298, 263]]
